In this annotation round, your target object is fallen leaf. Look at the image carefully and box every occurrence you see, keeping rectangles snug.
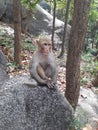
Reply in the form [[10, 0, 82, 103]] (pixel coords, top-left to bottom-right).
[[82, 124, 92, 130]]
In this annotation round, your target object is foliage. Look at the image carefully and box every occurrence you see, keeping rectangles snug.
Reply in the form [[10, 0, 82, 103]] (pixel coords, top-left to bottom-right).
[[56, 0, 74, 23], [81, 53, 98, 75], [70, 109, 87, 130], [8, 61, 19, 69], [0, 28, 36, 69], [86, 0, 98, 46], [80, 53, 98, 85], [0, 27, 36, 52], [0, 30, 13, 48], [21, 41, 36, 52], [21, 0, 40, 9], [56, 0, 67, 9], [90, 0, 98, 22], [43, 0, 73, 22]]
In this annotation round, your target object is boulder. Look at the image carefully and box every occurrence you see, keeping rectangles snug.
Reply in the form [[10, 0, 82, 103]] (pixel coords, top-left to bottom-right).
[[39, 0, 51, 13], [0, 75, 73, 130], [0, 50, 8, 87], [77, 87, 98, 129], [0, 50, 8, 69]]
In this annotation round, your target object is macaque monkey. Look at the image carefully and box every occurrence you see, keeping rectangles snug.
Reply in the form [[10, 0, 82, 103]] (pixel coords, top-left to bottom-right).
[[29, 37, 58, 89]]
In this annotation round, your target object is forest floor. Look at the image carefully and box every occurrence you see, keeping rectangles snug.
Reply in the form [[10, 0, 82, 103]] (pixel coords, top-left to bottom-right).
[[0, 22, 98, 130]]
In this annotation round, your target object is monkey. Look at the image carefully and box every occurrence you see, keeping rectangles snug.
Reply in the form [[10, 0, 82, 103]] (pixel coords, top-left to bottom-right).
[[29, 37, 58, 89]]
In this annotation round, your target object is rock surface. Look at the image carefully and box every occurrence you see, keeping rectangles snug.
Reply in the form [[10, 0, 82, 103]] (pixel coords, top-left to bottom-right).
[[0, 75, 73, 130], [77, 87, 98, 129], [0, 50, 8, 87]]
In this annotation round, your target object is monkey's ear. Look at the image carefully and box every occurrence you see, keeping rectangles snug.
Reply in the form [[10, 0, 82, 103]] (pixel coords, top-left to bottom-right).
[[36, 39, 40, 44], [32, 39, 40, 46], [36, 39, 41, 47]]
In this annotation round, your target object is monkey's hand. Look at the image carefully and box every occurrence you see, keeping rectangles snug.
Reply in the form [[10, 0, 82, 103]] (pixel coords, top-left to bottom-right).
[[46, 79, 56, 90]]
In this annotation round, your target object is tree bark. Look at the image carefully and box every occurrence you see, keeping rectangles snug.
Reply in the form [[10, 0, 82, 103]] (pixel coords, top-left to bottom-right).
[[52, 0, 56, 50], [92, 73, 98, 87], [13, 0, 22, 67], [23, 9, 32, 35], [58, 0, 71, 58], [65, 0, 91, 110]]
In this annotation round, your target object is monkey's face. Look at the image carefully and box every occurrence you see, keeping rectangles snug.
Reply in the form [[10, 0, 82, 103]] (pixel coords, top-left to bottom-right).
[[41, 42, 52, 55], [37, 38, 52, 56]]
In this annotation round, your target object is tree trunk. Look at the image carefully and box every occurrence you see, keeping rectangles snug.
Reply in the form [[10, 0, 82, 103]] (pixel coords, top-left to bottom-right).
[[65, 0, 91, 110], [51, 0, 56, 50], [92, 73, 98, 87], [58, 0, 71, 58], [23, 9, 32, 35], [13, 0, 22, 67]]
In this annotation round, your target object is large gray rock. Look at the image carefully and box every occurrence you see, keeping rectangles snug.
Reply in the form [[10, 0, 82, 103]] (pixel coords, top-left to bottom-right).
[[77, 87, 98, 129], [0, 75, 73, 130], [0, 50, 8, 69], [0, 50, 8, 87], [0, 68, 8, 87]]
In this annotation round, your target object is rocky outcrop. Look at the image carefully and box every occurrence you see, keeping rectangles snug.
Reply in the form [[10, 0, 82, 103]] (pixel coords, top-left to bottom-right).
[[0, 0, 71, 48], [0, 75, 73, 130]]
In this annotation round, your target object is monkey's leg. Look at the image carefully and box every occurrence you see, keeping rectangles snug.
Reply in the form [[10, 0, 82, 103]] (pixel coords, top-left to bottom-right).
[[30, 66, 47, 85], [37, 64, 47, 80], [37, 65, 55, 89]]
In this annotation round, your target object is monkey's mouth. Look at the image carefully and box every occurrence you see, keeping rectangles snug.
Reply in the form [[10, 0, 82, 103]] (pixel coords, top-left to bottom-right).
[[41, 50, 49, 56], [42, 52, 49, 56]]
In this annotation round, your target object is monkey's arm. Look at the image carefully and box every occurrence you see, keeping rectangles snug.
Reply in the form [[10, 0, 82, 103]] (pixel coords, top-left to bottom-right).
[[46, 62, 58, 83], [52, 67, 58, 83], [29, 65, 47, 85]]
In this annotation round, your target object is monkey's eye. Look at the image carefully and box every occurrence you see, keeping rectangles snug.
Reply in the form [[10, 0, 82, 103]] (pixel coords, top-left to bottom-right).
[[44, 43, 48, 46], [48, 43, 51, 46]]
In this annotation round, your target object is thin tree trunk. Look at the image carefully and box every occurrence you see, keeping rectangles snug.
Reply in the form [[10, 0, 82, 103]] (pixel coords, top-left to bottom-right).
[[13, 0, 22, 68], [92, 73, 98, 87], [23, 9, 32, 35], [58, 0, 71, 58], [65, 0, 91, 110], [51, 0, 56, 50]]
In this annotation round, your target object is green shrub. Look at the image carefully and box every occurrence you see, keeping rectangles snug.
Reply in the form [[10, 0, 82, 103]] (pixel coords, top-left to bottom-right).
[[80, 53, 98, 85], [69, 109, 87, 130]]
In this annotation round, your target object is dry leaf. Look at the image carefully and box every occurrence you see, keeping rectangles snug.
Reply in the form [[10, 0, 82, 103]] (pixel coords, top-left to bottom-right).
[[82, 124, 92, 130]]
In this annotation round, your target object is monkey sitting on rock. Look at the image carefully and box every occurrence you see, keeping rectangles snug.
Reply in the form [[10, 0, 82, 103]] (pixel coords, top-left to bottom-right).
[[29, 37, 58, 89]]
